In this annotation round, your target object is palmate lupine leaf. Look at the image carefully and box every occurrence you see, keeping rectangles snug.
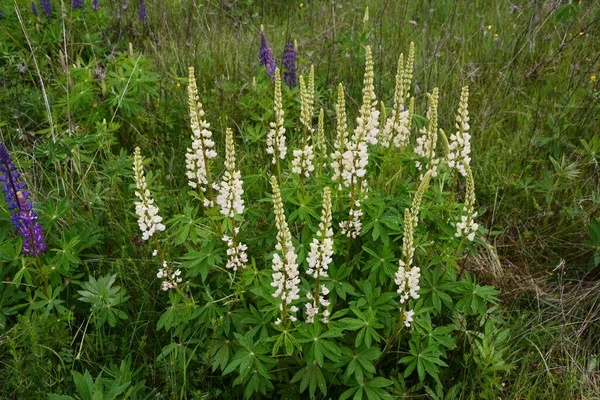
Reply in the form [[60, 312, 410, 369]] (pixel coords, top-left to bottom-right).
[[77, 274, 129, 327], [399, 337, 448, 382], [339, 376, 394, 400], [290, 362, 327, 398], [335, 345, 381, 383], [296, 322, 343, 367]]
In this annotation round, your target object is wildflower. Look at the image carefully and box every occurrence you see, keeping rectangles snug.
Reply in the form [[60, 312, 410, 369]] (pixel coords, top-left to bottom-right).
[[340, 45, 379, 189], [331, 83, 348, 189], [138, 0, 147, 22], [217, 128, 245, 218], [259, 26, 270, 66], [32, 1, 39, 16], [395, 209, 420, 304], [415, 88, 440, 178], [92, 0, 99, 11], [157, 261, 183, 291], [217, 128, 248, 272], [259, 27, 277, 79], [292, 71, 316, 178], [447, 86, 471, 177], [72, 0, 83, 9], [305, 187, 333, 323], [300, 68, 315, 133], [339, 46, 379, 238], [41, 0, 53, 18], [270, 176, 300, 325], [283, 42, 297, 88], [0, 143, 46, 256], [266, 69, 287, 165], [380, 50, 412, 149], [592, 75, 597, 83], [455, 162, 478, 241], [487, 25, 492, 30], [132, 147, 165, 241], [186, 67, 217, 207]]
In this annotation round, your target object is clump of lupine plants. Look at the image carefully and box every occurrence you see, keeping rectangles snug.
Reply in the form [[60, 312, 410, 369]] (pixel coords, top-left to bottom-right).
[[119, 41, 504, 398]]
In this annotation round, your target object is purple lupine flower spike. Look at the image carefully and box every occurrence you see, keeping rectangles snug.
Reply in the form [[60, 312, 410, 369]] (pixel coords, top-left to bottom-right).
[[72, 0, 83, 9], [138, 0, 147, 22], [16, 192, 46, 256], [259, 31, 270, 67], [32, 1, 39, 16], [41, 0, 53, 18], [92, 0, 99, 11], [0, 142, 46, 256], [283, 42, 297, 88], [265, 48, 277, 79]]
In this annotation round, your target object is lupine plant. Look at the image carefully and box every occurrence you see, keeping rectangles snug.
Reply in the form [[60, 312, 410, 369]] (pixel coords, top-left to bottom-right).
[[122, 42, 506, 399]]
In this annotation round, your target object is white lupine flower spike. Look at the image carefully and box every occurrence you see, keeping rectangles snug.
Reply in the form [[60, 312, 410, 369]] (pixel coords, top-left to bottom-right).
[[455, 162, 479, 241], [395, 208, 420, 328], [339, 45, 379, 238], [133, 147, 166, 241], [186, 67, 218, 207], [447, 86, 471, 177], [292, 71, 316, 180], [267, 69, 287, 177], [331, 83, 349, 190], [270, 176, 300, 326], [415, 88, 440, 178], [133, 147, 182, 291], [218, 128, 248, 272], [305, 187, 333, 324]]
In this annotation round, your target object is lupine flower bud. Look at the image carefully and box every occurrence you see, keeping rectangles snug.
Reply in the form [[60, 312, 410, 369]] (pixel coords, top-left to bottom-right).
[[0, 142, 46, 256], [32, 1, 39, 16], [266, 69, 287, 164], [305, 187, 333, 324], [92, 0, 99, 11], [447, 86, 471, 177], [72, 0, 83, 9], [283, 42, 297, 88], [403, 42, 415, 102], [409, 169, 432, 229], [316, 108, 326, 160], [132, 147, 165, 241], [415, 88, 440, 177], [270, 176, 300, 325]]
